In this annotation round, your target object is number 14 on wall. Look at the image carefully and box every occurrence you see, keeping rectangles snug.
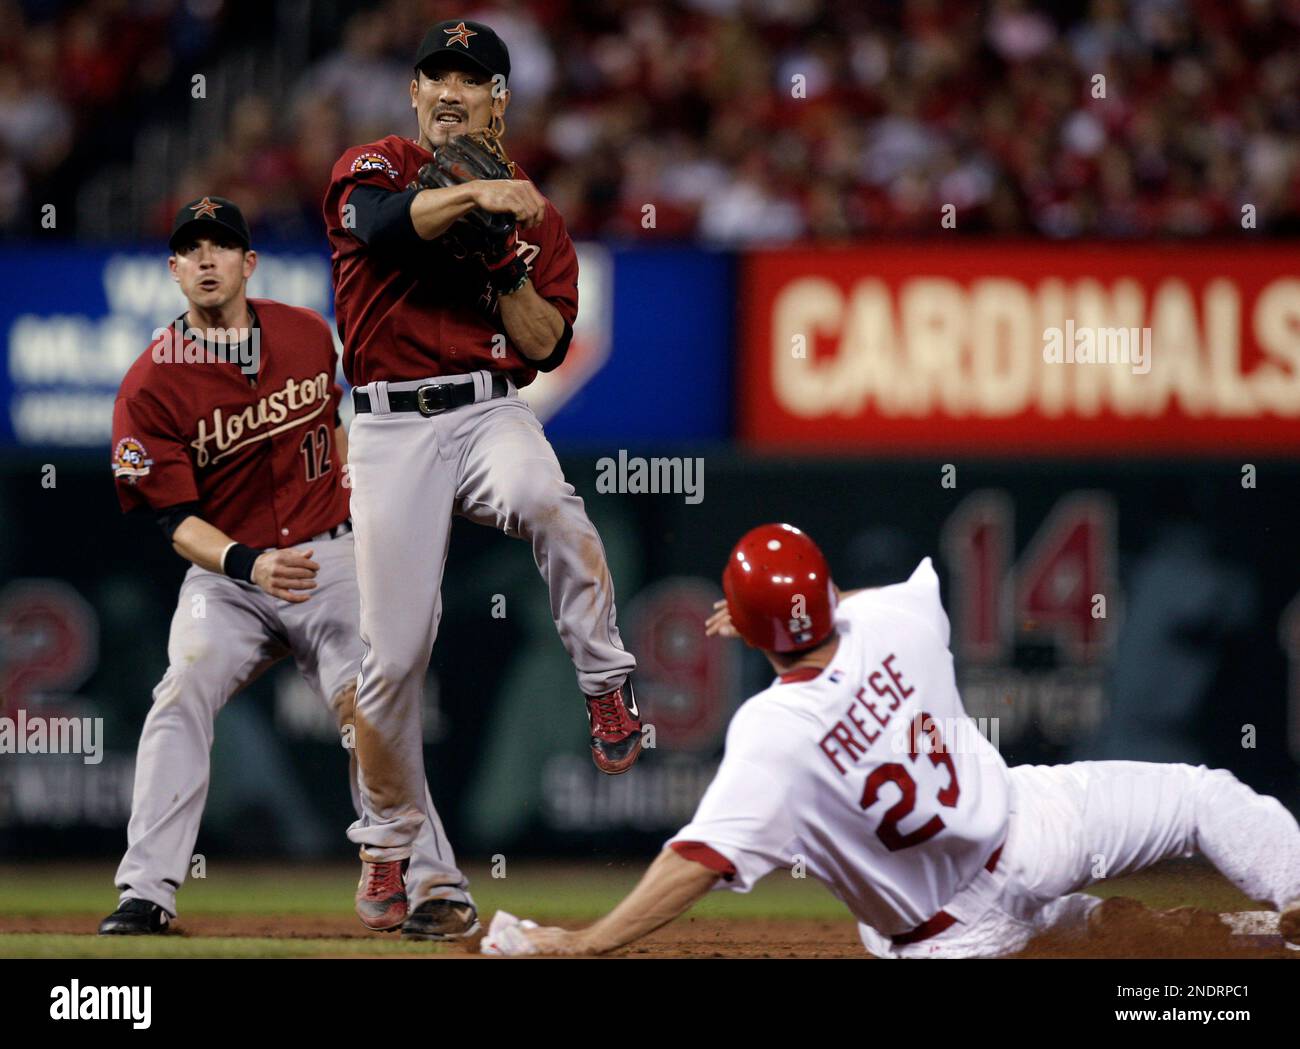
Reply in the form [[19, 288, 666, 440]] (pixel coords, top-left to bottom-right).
[[940, 491, 1118, 665]]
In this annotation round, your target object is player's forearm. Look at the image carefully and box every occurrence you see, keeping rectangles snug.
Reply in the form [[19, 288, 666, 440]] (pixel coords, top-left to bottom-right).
[[409, 184, 482, 241], [171, 515, 239, 573], [577, 848, 719, 954], [498, 282, 565, 361]]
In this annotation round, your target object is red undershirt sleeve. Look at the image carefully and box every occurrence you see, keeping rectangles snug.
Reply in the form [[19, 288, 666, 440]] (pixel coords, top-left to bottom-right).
[[669, 841, 737, 880]]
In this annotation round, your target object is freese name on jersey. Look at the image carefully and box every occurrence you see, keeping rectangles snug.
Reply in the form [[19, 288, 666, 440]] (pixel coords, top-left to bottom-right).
[[669, 559, 1011, 937]]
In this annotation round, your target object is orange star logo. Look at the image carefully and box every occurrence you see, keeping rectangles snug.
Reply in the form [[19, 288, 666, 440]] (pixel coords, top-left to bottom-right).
[[190, 197, 222, 220], [444, 21, 476, 48]]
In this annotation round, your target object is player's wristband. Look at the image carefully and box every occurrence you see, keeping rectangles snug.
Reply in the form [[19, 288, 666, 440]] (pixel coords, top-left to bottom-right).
[[221, 542, 260, 583], [498, 269, 530, 296], [533, 320, 573, 373]]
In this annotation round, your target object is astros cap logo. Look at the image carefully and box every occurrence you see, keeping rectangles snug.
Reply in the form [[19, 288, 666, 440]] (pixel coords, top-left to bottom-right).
[[443, 21, 477, 48], [189, 197, 222, 220]]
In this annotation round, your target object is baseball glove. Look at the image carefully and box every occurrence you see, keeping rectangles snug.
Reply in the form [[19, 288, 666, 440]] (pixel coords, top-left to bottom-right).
[[410, 133, 516, 241], [409, 133, 529, 294]]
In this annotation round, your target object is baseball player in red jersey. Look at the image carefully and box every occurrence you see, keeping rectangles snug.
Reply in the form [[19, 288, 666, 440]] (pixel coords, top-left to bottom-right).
[[486, 525, 1300, 957], [99, 197, 471, 938], [323, 19, 640, 936]]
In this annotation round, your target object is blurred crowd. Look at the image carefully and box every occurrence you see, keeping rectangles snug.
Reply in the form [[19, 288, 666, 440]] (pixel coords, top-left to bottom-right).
[[0, 0, 226, 235], [3, 0, 1300, 242]]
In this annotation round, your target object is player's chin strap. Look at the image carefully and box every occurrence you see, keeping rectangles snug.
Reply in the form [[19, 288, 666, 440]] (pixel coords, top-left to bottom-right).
[[482, 111, 516, 178]]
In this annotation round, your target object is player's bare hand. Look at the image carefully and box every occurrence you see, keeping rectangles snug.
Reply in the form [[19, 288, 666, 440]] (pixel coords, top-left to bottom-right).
[[252, 547, 320, 603], [521, 926, 594, 956], [470, 179, 547, 229], [705, 598, 738, 639]]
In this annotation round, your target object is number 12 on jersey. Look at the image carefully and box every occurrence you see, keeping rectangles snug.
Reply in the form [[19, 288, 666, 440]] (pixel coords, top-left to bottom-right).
[[299, 424, 332, 482]]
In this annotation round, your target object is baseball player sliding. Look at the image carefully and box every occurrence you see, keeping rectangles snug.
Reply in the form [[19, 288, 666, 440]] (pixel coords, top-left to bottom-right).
[[323, 19, 640, 937], [100, 197, 468, 937], [499, 524, 1300, 957]]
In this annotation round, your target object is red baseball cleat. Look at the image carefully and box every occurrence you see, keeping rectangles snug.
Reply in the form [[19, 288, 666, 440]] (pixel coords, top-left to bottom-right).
[[586, 680, 643, 775], [355, 858, 409, 931]]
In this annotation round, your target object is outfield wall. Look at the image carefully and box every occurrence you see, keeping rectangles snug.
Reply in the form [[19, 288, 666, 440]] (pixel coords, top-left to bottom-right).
[[1, 242, 1296, 857], [1, 455, 1296, 858]]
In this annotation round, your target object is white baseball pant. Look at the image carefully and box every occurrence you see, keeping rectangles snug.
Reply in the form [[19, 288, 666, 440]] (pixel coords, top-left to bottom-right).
[[114, 531, 470, 916], [860, 760, 1300, 958], [344, 372, 636, 862]]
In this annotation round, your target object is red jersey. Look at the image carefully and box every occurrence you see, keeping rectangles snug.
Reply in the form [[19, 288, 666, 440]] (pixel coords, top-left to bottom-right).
[[323, 134, 579, 387], [111, 299, 350, 549]]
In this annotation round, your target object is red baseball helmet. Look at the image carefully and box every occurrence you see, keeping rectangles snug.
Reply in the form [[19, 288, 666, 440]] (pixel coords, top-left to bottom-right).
[[722, 523, 837, 653]]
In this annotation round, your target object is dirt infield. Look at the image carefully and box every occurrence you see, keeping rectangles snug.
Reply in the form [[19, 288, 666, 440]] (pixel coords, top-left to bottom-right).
[[2, 910, 1292, 958], [0, 913, 864, 957]]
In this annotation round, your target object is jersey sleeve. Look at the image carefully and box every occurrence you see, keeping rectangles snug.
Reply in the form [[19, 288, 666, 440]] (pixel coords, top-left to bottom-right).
[[839, 557, 951, 646], [111, 389, 199, 514], [665, 705, 800, 893], [324, 144, 407, 240], [527, 202, 578, 327]]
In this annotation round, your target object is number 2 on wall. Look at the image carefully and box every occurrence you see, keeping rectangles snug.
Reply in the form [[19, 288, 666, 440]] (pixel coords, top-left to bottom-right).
[[859, 712, 960, 852]]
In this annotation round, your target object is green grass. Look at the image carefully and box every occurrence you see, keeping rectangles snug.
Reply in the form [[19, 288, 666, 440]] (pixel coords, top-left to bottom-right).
[[0, 859, 850, 921], [0, 862, 377, 917], [0, 857, 1261, 958]]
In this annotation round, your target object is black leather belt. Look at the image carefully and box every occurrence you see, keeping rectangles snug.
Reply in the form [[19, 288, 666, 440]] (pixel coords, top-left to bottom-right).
[[891, 840, 1005, 947], [308, 518, 352, 543], [353, 375, 508, 416]]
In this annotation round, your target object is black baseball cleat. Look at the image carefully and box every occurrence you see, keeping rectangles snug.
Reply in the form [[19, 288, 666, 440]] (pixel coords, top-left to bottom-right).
[[401, 900, 481, 941], [586, 679, 643, 775], [98, 898, 172, 935]]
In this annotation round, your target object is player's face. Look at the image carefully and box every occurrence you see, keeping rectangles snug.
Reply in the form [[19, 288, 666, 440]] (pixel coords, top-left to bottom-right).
[[411, 62, 508, 150], [169, 235, 256, 311]]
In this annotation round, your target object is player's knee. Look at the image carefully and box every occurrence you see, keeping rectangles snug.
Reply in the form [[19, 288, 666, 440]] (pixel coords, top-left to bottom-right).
[[508, 469, 572, 533], [1198, 765, 1240, 787], [330, 680, 358, 731], [1173, 763, 1232, 789], [1188, 764, 1248, 806], [150, 650, 228, 715], [362, 653, 426, 695]]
